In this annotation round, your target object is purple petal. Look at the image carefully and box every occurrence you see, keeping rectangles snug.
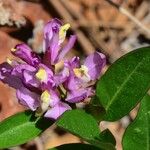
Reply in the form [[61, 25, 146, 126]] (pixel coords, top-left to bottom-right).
[[50, 33, 60, 64], [12, 64, 36, 78], [43, 19, 62, 65], [44, 18, 62, 41], [43, 18, 62, 52], [54, 66, 70, 86], [84, 52, 106, 80], [0, 62, 12, 79], [66, 88, 93, 103], [40, 90, 60, 113], [36, 64, 55, 89], [62, 57, 80, 84], [54, 74, 67, 87], [44, 102, 71, 120], [0, 62, 23, 89], [49, 90, 60, 107], [64, 75, 80, 91], [44, 35, 60, 65], [63, 57, 82, 90], [43, 19, 75, 65], [23, 70, 40, 88], [16, 87, 40, 111], [54, 57, 80, 88], [64, 56, 80, 69], [11, 44, 41, 67], [38, 64, 54, 79], [57, 35, 77, 61]]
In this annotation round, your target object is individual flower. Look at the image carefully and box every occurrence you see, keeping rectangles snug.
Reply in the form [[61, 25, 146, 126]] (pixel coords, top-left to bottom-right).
[[43, 18, 76, 66], [0, 18, 106, 120], [44, 102, 71, 120], [0, 62, 23, 89], [16, 87, 40, 111], [11, 44, 41, 67], [62, 52, 106, 103]]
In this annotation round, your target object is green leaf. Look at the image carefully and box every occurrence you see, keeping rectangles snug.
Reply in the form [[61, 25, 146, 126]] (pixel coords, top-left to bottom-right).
[[50, 143, 101, 150], [89, 139, 115, 150], [85, 96, 106, 121], [122, 94, 150, 150], [0, 111, 53, 149], [57, 109, 100, 140], [96, 47, 150, 121], [99, 129, 116, 146], [57, 110, 116, 150], [89, 129, 116, 150]]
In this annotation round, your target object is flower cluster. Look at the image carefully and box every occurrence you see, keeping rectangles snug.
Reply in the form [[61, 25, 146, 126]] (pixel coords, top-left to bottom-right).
[[0, 18, 106, 120]]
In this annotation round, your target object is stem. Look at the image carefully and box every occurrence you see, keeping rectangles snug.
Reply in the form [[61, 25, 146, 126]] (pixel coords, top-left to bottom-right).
[[58, 85, 66, 99]]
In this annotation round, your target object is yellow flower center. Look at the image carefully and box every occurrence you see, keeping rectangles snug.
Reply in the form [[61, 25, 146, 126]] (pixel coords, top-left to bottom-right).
[[59, 23, 70, 44], [6, 58, 13, 65], [73, 65, 90, 82], [11, 48, 17, 52], [41, 90, 50, 103], [40, 90, 51, 112], [35, 67, 47, 82]]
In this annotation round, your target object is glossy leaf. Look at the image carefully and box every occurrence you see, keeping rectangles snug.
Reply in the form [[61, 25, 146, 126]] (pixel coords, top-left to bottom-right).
[[85, 96, 106, 121], [96, 47, 150, 121], [50, 143, 101, 150], [56, 110, 116, 150], [89, 129, 116, 150], [123, 94, 150, 150], [0, 111, 53, 149], [57, 109, 100, 140], [99, 129, 116, 146]]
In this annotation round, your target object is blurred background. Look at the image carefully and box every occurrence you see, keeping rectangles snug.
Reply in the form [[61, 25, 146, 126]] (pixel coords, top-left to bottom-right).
[[0, 0, 149, 149]]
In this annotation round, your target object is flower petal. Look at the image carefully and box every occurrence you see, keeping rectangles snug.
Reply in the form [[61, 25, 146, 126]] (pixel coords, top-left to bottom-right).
[[66, 88, 93, 103], [49, 90, 60, 107], [0, 62, 23, 89], [64, 75, 81, 91], [57, 35, 76, 61], [44, 102, 71, 120], [84, 52, 106, 80], [63, 57, 81, 90], [12, 64, 36, 78], [11, 44, 41, 67], [43, 18, 62, 51], [35, 64, 55, 89], [64, 56, 80, 69], [54, 57, 80, 88], [0, 62, 12, 79], [43, 31, 60, 65], [16, 87, 40, 111], [41, 90, 60, 108], [23, 69, 40, 88], [50, 33, 60, 64], [54, 66, 70, 86]]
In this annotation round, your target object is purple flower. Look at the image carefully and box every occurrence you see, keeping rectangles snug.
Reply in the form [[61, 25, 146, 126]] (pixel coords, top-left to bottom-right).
[[66, 88, 93, 103], [0, 62, 23, 89], [0, 18, 106, 120], [11, 44, 41, 67], [43, 18, 76, 65], [83, 52, 106, 80], [62, 52, 106, 103], [16, 87, 40, 111], [44, 102, 71, 120]]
